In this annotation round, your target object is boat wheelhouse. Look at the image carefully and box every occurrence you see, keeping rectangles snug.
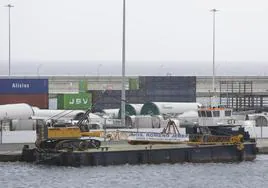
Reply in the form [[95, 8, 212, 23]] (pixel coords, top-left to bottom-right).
[[198, 107, 236, 127]]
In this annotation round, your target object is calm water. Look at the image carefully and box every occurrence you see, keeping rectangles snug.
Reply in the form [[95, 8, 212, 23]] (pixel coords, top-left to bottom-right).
[[1, 155, 268, 188]]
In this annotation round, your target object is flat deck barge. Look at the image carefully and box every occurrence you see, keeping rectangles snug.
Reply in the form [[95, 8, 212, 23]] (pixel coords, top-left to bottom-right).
[[0, 141, 260, 166], [21, 141, 257, 166]]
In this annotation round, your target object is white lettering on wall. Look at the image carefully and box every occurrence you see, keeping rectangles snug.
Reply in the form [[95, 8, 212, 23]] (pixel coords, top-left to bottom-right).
[[12, 83, 30, 88], [69, 98, 88, 105]]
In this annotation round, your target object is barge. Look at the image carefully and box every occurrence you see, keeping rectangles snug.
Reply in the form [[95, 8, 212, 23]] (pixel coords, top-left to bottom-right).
[[20, 141, 257, 166], [20, 126, 256, 166], [18, 107, 257, 166]]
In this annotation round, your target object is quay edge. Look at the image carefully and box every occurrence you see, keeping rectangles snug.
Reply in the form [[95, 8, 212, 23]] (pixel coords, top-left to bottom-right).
[[0, 152, 21, 162]]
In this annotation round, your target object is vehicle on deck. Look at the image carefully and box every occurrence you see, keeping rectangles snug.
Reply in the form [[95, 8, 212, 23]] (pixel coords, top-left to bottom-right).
[[35, 108, 103, 151]]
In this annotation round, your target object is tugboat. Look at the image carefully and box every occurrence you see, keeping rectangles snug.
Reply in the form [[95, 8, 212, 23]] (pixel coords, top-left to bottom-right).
[[186, 106, 254, 143]]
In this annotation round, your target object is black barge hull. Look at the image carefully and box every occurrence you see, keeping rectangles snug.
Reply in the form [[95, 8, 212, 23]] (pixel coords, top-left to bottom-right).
[[28, 142, 257, 166]]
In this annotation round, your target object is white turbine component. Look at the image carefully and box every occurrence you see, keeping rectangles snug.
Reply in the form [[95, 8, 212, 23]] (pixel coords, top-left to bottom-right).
[[119, 104, 143, 116], [69, 113, 104, 125], [0, 103, 34, 120], [125, 115, 136, 128], [152, 115, 164, 128], [128, 104, 143, 115], [141, 102, 202, 116], [177, 110, 199, 127], [103, 109, 120, 118], [134, 115, 153, 129], [88, 113, 104, 124], [32, 109, 85, 120], [178, 110, 198, 118], [10, 119, 36, 131]]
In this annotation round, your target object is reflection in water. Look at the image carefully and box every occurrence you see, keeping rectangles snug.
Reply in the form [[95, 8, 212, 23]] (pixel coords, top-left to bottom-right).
[[1, 155, 268, 188]]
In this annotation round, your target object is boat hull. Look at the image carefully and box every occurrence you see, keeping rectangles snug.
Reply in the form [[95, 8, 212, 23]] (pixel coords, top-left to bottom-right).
[[23, 142, 257, 166]]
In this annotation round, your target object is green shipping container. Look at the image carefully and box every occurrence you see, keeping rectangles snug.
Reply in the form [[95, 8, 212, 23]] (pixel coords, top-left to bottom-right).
[[79, 80, 88, 93], [57, 93, 92, 110], [129, 78, 139, 90]]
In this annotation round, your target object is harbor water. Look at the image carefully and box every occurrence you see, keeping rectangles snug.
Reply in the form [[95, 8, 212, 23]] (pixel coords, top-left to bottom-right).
[[1, 155, 268, 188]]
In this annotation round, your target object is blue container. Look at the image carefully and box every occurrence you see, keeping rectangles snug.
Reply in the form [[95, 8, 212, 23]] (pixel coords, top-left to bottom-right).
[[0, 79, 48, 94], [139, 76, 196, 91]]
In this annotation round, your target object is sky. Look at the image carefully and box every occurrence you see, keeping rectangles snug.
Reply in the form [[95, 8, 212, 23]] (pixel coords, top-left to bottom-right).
[[0, 0, 267, 76]]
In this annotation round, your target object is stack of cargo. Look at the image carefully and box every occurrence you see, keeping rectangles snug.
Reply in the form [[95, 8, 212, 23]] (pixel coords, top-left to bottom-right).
[[138, 76, 196, 102], [57, 93, 92, 110], [89, 90, 121, 111], [89, 76, 197, 111], [126, 90, 147, 103], [0, 78, 49, 109], [56, 79, 92, 110]]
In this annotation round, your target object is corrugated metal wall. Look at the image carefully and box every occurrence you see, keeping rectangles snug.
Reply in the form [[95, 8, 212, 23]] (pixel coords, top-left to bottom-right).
[[0, 94, 48, 109]]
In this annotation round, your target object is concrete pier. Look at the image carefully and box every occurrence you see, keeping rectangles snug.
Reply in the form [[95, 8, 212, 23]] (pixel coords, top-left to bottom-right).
[[0, 151, 21, 162], [256, 139, 268, 154], [0, 143, 35, 162]]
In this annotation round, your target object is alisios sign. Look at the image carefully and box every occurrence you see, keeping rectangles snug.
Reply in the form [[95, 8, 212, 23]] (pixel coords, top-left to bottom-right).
[[57, 93, 92, 110], [0, 79, 48, 94]]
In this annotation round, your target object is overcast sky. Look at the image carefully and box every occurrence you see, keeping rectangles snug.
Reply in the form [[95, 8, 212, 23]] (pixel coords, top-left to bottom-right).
[[0, 0, 267, 76]]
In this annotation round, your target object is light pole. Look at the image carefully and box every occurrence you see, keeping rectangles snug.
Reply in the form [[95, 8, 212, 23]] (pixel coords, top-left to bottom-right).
[[37, 64, 42, 77], [97, 64, 102, 90], [211, 9, 219, 97], [121, 0, 126, 127], [0, 120, 2, 144], [97, 64, 102, 77], [158, 64, 164, 76], [5, 4, 14, 76]]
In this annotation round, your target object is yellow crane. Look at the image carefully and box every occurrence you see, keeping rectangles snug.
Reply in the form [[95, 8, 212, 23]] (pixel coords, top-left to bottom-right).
[[35, 108, 104, 151]]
